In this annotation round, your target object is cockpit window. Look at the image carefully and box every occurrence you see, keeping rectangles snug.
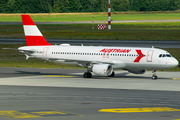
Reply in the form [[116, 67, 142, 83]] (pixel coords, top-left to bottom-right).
[[159, 54, 172, 58], [166, 54, 171, 57]]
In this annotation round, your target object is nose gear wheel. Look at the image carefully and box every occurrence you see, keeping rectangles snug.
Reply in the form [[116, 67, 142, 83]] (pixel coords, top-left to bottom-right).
[[152, 70, 157, 80]]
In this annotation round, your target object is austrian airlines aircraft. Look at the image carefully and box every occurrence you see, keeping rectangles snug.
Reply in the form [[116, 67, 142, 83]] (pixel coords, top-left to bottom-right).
[[13, 15, 179, 79]]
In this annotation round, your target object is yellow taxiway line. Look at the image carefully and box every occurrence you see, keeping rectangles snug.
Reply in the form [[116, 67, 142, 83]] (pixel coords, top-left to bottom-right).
[[172, 78, 180, 80], [99, 107, 180, 113], [0, 109, 82, 119], [43, 75, 75, 78]]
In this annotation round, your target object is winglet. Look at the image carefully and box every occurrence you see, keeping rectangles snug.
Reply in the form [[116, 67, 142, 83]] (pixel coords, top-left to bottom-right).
[[21, 15, 51, 46]]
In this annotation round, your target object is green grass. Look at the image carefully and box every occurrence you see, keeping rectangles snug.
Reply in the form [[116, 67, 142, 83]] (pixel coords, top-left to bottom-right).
[[1, 23, 180, 41], [0, 44, 179, 71], [1, 12, 180, 22]]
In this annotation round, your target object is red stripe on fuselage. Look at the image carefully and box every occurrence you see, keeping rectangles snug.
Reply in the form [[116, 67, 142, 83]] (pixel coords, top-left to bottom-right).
[[21, 15, 36, 25], [134, 50, 144, 62], [25, 36, 51, 46]]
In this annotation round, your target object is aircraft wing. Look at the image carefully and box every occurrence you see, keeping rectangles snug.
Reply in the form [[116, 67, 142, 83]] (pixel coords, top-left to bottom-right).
[[48, 57, 126, 68]]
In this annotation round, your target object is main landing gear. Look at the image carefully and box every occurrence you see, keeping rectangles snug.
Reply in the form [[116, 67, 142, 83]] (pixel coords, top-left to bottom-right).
[[83, 71, 115, 78], [83, 72, 92, 78], [152, 70, 158, 80], [108, 71, 115, 77]]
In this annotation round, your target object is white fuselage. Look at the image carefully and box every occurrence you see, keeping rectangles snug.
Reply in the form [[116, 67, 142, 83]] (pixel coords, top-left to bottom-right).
[[18, 44, 178, 70]]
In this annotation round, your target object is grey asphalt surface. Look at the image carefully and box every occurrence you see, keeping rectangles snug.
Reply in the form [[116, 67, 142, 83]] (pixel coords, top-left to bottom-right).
[[0, 67, 180, 120], [0, 67, 85, 78], [0, 85, 180, 120], [0, 38, 180, 48]]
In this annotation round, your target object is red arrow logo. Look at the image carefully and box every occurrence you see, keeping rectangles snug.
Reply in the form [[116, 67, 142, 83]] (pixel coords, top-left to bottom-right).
[[134, 50, 145, 62]]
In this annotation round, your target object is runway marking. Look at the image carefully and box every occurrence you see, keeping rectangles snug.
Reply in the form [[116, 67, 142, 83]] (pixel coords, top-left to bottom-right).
[[98, 107, 180, 113], [172, 78, 180, 80], [43, 75, 75, 77], [0, 109, 82, 119], [0, 110, 41, 119]]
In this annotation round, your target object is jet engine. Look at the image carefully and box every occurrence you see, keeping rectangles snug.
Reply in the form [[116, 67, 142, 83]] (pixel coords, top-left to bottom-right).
[[92, 64, 113, 76], [127, 69, 146, 74]]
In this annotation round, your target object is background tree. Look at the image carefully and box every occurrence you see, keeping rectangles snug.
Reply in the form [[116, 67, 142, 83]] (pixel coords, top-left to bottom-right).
[[1, 0, 180, 13], [6, 0, 15, 13], [100, 0, 108, 12], [112, 0, 130, 11]]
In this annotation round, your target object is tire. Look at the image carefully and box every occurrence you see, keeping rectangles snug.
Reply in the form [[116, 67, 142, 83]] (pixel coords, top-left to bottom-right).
[[108, 71, 115, 77], [83, 72, 92, 78], [152, 75, 157, 80]]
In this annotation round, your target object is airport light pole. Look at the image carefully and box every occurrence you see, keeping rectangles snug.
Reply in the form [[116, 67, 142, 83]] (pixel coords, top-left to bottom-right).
[[108, 0, 111, 30]]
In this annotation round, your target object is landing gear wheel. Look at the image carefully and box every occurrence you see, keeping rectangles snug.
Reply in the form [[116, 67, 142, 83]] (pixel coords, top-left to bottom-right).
[[83, 72, 92, 78], [152, 75, 158, 80], [108, 71, 115, 77], [152, 69, 158, 80]]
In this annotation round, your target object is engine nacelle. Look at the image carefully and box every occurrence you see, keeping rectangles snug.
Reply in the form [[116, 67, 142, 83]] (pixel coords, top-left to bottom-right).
[[127, 69, 146, 74], [92, 64, 113, 76]]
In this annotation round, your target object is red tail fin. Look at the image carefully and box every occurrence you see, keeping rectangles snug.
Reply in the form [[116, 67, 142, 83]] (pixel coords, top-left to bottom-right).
[[21, 15, 51, 46]]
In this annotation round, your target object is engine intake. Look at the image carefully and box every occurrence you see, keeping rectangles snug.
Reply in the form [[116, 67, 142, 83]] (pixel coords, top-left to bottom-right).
[[127, 69, 146, 74], [92, 64, 113, 76]]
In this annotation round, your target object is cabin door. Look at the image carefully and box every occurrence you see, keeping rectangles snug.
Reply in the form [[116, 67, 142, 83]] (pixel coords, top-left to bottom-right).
[[43, 47, 49, 58], [147, 50, 154, 62]]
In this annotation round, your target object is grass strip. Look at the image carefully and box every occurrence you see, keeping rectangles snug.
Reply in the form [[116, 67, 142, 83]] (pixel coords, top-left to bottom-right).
[[1, 12, 180, 22], [1, 23, 180, 41]]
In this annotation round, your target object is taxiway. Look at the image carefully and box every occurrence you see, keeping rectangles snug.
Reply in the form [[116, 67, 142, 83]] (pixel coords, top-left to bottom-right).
[[0, 67, 180, 120]]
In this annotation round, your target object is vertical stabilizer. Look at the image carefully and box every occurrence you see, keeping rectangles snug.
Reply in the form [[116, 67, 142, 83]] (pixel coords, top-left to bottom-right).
[[21, 15, 51, 46]]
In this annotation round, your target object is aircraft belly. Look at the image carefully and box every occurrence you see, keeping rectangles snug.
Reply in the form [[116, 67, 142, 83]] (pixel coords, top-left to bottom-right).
[[125, 62, 172, 70], [51, 60, 79, 65]]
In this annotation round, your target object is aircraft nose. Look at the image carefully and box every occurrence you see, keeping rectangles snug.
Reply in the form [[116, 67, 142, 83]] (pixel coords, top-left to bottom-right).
[[171, 58, 179, 67]]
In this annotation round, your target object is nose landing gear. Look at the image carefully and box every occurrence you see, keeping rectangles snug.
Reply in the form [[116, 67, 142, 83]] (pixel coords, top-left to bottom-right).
[[152, 70, 158, 80]]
